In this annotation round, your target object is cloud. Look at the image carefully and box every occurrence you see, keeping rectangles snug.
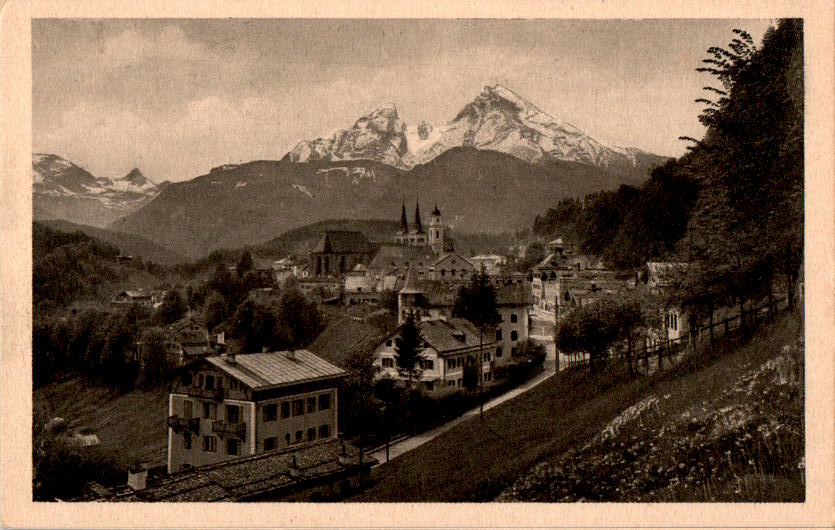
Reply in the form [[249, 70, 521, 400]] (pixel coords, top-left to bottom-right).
[[101, 25, 210, 65]]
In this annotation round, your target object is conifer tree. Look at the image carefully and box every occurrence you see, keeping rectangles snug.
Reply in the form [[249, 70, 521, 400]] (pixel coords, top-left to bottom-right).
[[394, 310, 424, 387]]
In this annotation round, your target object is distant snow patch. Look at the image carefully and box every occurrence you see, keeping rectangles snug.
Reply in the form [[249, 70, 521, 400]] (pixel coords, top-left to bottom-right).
[[292, 184, 313, 198]]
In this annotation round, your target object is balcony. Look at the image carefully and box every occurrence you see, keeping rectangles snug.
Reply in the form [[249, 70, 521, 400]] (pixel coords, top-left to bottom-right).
[[167, 416, 200, 434], [212, 420, 246, 441], [186, 386, 225, 401]]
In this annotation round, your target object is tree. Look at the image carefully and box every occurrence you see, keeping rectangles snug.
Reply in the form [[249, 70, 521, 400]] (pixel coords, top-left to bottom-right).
[[203, 292, 227, 332], [277, 285, 323, 349], [154, 289, 187, 325], [236, 250, 254, 279], [680, 20, 803, 322], [394, 310, 424, 388], [453, 266, 500, 416], [229, 300, 282, 353], [555, 299, 621, 372], [138, 327, 174, 388]]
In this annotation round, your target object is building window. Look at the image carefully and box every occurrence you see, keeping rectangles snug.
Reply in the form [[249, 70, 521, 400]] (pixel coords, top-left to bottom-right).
[[295, 430, 303, 443], [496, 329, 502, 341], [183, 434, 192, 450], [198, 374, 203, 387], [281, 401, 290, 419], [203, 435, 217, 453], [382, 358, 394, 368], [386, 339, 392, 347], [511, 330, 518, 342], [226, 404, 240, 424], [292, 399, 304, 416], [285, 433, 291, 447], [203, 402, 216, 420], [264, 403, 278, 422], [264, 436, 277, 451], [448, 381, 456, 387], [319, 424, 330, 438], [226, 437, 240, 456], [307, 397, 317, 414], [307, 428, 316, 441], [183, 400, 193, 419], [447, 359, 454, 369], [318, 393, 331, 410], [496, 347, 503, 358], [183, 372, 193, 386], [205, 375, 215, 390], [510, 313, 518, 323], [422, 359, 434, 370], [425, 381, 434, 391], [511, 347, 518, 356]]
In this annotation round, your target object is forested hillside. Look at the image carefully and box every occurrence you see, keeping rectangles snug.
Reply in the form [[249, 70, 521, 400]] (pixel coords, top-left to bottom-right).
[[531, 20, 804, 306]]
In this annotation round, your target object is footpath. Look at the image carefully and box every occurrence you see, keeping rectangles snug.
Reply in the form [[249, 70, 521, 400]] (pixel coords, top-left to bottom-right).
[[368, 349, 556, 466]]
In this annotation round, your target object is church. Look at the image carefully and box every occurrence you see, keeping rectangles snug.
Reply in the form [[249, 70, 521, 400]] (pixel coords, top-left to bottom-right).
[[394, 199, 450, 256]]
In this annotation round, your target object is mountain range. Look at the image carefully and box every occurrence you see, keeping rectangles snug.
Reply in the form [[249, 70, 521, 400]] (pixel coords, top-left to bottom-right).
[[36, 85, 669, 260], [283, 84, 664, 180], [33, 154, 165, 227]]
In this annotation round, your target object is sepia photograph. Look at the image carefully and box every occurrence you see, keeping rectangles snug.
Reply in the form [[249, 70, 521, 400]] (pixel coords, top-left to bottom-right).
[[2, 1, 834, 528]]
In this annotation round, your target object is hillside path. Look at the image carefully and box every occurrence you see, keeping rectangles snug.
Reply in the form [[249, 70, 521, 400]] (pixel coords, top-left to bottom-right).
[[368, 347, 557, 465]]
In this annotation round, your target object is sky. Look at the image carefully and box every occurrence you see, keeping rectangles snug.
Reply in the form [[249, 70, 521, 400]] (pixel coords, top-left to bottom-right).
[[32, 18, 775, 183]]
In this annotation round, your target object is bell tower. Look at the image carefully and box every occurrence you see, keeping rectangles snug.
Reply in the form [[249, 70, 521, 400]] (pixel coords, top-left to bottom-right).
[[429, 204, 445, 255]]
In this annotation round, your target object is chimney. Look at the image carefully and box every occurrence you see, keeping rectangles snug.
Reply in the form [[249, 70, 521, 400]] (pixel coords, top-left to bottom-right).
[[286, 350, 296, 361], [127, 466, 148, 491]]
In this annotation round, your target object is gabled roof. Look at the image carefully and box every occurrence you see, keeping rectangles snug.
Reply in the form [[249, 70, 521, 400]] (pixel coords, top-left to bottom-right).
[[204, 350, 345, 390], [418, 318, 492, 354], [310, 230, 374, 255], [367, 244, 435, 272], [432, 252, 473, 268], [386, 318, 495, 356]]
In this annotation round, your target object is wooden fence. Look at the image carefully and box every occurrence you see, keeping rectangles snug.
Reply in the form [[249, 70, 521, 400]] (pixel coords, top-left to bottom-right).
[[560, 294, 792, 373]]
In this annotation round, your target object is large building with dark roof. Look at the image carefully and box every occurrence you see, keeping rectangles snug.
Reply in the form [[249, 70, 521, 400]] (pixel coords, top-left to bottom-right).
[[167, 350, 346, 474], [309, 230, 376, 278], [84, 438, 375, 502]]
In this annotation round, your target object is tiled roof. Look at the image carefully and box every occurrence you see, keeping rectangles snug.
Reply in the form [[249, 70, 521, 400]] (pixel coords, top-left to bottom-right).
[[310, 230, 374, 255], [99, 439, 375, 502], [367, 244, 435, 272], [417, 318, 494, 354], [206, 350, 345, 390]]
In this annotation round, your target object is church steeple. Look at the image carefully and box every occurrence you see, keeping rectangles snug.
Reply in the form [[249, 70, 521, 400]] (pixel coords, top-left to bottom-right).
[[400, 198, 408, 233], [414, 198, 423, 234]]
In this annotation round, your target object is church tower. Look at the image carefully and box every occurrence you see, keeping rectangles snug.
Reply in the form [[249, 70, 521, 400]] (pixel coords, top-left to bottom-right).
[[429, 204, 445, 255]]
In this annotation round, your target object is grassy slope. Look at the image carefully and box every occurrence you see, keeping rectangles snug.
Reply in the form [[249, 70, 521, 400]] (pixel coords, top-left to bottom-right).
[[33, 379, 170, 469], [350, 313, 803, 502]]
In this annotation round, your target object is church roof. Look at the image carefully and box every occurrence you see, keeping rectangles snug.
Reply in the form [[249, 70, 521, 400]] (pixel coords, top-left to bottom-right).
[[367, 244, 435, 272], [310, 230, 374, 255]]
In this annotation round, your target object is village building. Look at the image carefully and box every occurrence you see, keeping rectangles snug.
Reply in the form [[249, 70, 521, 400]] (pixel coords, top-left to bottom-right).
[[469, 254, 507, 274], [372, 318, 498, 390], [111, 289, 166, 308], [164, 317, 225, 366], [309, 230, 376, 278], [428, 251, 474, 281], [84, 438, 375, 502], [342, 264, 380, 305], [395, 269, 532, 367], [645, 261, 691, 342], [166, 350, 345, 474], [492, 283, 533, 362]]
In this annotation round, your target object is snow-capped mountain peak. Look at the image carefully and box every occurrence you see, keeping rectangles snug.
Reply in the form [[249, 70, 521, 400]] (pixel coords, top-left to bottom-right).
[[283, 84, 663, 171], [33, 154, 162, 228]]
